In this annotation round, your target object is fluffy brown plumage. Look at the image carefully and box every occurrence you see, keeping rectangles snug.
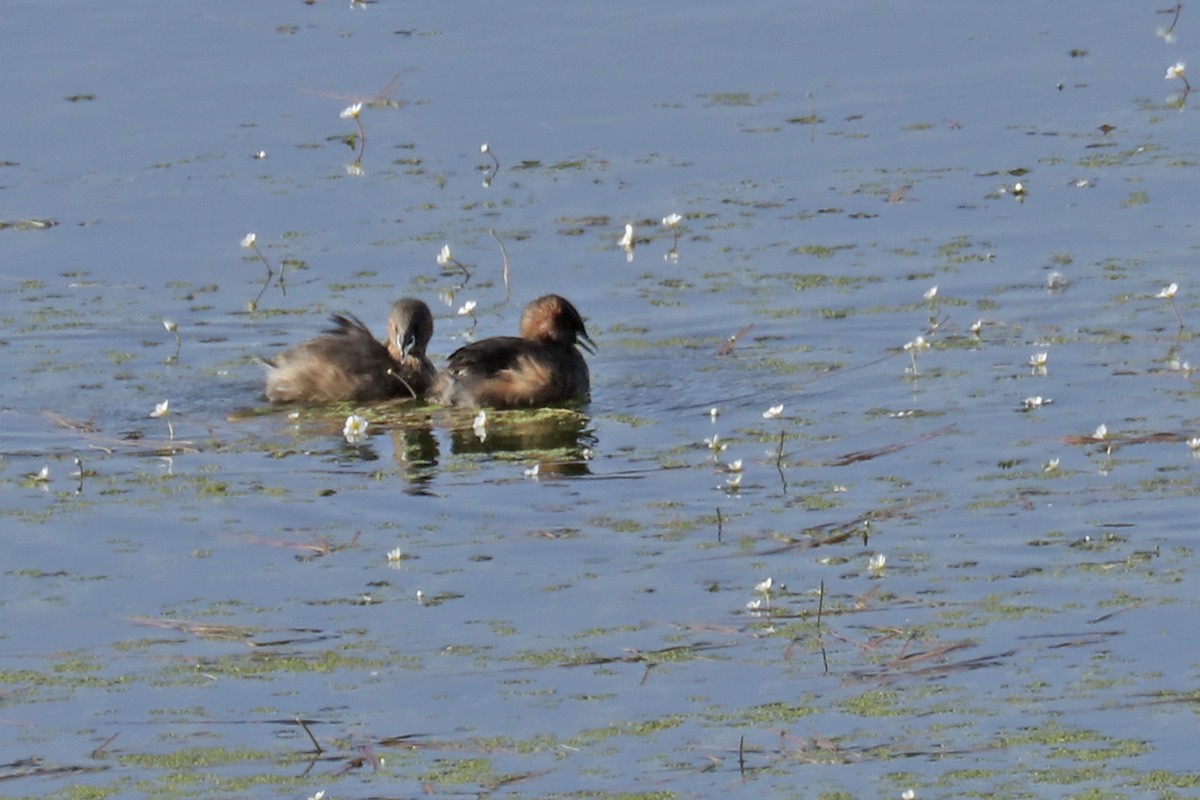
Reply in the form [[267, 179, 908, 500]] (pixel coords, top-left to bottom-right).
[[263, 298, 436, 404], [431, 294, 593, 409]]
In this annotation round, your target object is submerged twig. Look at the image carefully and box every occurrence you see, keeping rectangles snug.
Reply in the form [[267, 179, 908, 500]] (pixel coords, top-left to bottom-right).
[[816, 580, 825, 631], [297, 717, 324, 754], [827, 424, 954, 467], [42, 409, 99, 433], [775, 429, 787, 492], [639, 663, 655, 686], [715, 324, 754, 357], [90, 733, 120, 759], [490, 228, 510, 300]]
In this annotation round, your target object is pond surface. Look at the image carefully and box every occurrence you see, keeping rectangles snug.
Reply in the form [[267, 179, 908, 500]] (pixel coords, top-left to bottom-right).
[[3, 1, 1200, 798]]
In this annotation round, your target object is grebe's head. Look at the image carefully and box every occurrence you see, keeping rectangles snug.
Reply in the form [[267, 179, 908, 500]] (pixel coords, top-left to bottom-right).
[[519, 294, 594, 353], [387, 298, 435, 360]]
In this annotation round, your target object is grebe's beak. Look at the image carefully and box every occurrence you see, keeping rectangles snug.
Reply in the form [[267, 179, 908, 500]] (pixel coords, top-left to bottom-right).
[[577, 331, 597, 355], [397, 330, 417, 360]]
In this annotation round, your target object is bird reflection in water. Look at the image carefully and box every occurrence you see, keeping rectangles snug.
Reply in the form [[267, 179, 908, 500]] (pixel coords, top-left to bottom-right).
[[381, 407, 595, 491], [449, 407, 595, 477]]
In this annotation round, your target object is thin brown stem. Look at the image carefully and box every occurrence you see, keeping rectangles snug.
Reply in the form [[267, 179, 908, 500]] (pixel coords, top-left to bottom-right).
[[816, 580, 825, 631], [490, 228, 510, 300], [297, 717, 323, 754]]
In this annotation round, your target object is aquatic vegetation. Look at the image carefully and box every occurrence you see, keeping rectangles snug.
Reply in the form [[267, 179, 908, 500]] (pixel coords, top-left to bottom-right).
[[150, 398, 173, 441], [241, 232, 281, 310], [339, 101, 366, 167], [8, 3, 1200, 799], [1165, 60, 1190, 93], [903, 335, 930, 374]]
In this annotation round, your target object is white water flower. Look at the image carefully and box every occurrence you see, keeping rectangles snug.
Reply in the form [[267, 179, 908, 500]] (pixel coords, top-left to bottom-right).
[[903, 336, 929, 372], [1188, 437, 1200, 452], [869, 553, 887, 574], [727, 459, 743, 473], [151, 400, 175, 440], [662, 212, 683, 228], [240, 232, 256, 249], [725, 473, 742, 490], [762, 404, 784, 419], [436, 244, 453, 267], [704, 434, 726, 452], [1093, 423, 1108, 440], [618, 223, 635, 250], [748, 579, 773, 611], [1166, 61, 1186, 80], [162, 319, 177, 333], [969, 319, 983, 334], [480, 142, 490, 154], [923, 285, 938, 302], [457, 300, 477, 316], [472, 409, 487, 442], [1158, 282, 1179, 299], [524, 463, 540, 478], [340, 102, 363, 120], [1044, 458, 1060, 473], [1022, 396, 1050, 410], [1029, 352, 1049, 368], [343, 413, 369, 444], [709, 407, 720, 421], [386, 548, 403, 563]]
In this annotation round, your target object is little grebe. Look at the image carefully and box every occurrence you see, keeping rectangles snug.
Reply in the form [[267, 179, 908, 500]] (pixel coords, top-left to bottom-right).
[[431, 294, 594, 409], [263, 298, 436, 404]]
